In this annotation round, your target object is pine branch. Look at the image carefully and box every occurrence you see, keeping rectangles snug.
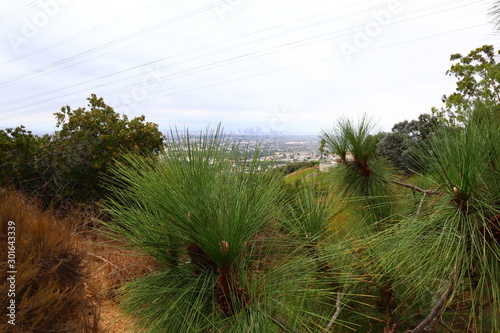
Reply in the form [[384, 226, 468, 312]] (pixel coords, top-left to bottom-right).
[[391, 180, 443, 194], [407, 277, 455, 333], [321, 291, 343, 333]]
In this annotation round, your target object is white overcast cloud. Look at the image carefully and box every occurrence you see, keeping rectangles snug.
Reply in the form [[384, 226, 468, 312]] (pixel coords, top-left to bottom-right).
[[0, 0, 498, 135]]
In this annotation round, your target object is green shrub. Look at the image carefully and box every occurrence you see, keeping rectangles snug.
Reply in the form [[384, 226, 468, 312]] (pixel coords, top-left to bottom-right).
[[369, 103, 500, 332], [321, 114, 396, 222], [101, 127, 357, 332], [0, 94, 165, 207]]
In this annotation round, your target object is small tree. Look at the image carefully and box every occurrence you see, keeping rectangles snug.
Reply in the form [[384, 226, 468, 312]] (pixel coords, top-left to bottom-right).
[[377, 113, 443, 172], [0, 94, 165, 206], [433, 45, 500, 125], [53, 94, 165, 203], [371, 103, 500, 332], [102, 126, 358, 332], [320, 115, 396, 221]]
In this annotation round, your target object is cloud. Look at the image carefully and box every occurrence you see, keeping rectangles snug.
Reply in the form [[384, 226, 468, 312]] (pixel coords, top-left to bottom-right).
[[0, 0, 497, 135]]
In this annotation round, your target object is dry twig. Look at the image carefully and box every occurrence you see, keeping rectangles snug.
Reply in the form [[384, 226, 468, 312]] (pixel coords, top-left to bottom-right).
[[391, 180, 442, 195], [321, 291, 343, 333], [407, 271, 455, 333]]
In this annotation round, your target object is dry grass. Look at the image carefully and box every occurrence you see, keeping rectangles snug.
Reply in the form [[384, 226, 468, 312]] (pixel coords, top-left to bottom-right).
[[0, 189, 159, 332], [0, 190, 98, 332], [77, 231, 160, 333]]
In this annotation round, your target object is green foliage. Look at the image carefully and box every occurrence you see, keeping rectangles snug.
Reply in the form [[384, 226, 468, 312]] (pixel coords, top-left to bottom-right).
[[284, 179, 336, 239], [321, 115, 396, 221], [321, 114, 378, 167], [99, 109, 498, 331], [283, 167, 317, 184], [377, 113, 444, 172], [0, 126, 53, 193], [369, 103, 500, 332], [433, 45, 500, 125], [0, 94, 165, 206], [102, 126, 358, 332], [53, 94, 165, 203], [4, 42, 500, 332], [274, 161, 318, 175]]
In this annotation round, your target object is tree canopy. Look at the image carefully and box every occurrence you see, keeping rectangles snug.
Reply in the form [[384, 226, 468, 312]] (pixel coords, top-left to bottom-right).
[[0, 94, 165, 205], [433, 44, 500, 124], [377, 113, 444, 172]]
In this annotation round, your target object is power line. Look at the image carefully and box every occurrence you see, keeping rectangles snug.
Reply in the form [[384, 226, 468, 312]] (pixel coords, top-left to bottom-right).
[[0, 0, 176, 63], [1, 4, 486, 110], [0, 22, 485, 122], [0, 0, 482, 94], [0, 0, 493, 125], [0, 0, 369, 87], [0, 1, 38, 23], [0, 0, 245, 85]]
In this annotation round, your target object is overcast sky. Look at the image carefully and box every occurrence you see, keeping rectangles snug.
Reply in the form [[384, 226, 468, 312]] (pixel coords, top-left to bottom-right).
[[1, 0, 498, 135]]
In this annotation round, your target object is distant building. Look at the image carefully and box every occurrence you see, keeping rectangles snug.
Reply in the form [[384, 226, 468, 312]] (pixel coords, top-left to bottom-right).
[[319, 151, 354, 172], [319, 160, 337, 172]]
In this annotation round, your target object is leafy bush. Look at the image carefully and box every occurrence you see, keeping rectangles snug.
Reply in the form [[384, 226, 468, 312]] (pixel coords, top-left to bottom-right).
[[0, 127, 53, 196], [0, 94, 165, 207], [377, 113, 444, 173]]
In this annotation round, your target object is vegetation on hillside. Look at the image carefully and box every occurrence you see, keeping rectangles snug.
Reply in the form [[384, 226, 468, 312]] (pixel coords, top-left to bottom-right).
[[0, 94, 164, 207], [0, 45, 499, 332], [101, 127, 356, 332]]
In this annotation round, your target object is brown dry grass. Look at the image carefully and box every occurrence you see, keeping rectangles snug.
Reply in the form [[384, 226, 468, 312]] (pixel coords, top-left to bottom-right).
[[0, 189, 158, 332], [76, 230, 160, 333], [0, 190, 98, 332]]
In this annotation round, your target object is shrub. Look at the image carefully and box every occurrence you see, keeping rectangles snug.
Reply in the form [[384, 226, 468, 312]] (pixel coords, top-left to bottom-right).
[[101, 127, 357, 332], [369, 103, 500, 332], [53, 94, 165, 204], [0, 94, 165, 208], [321, 115, 396, 221]]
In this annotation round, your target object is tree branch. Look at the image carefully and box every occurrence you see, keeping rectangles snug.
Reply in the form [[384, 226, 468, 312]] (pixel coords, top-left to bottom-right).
[[408, 278, 455, 333], [416, 193, 427, 215], [321, 291, 343, 333], [391, 180, 442, 195]]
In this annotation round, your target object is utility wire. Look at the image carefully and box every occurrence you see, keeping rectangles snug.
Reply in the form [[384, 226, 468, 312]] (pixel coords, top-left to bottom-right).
[[0, 0, 176, 63], [0, 22, 485, 121], [0, 1, 38, 23], [0, 0, 485, 106], [0, 0, 481, 93], [0, 0, 491, 123], [0, 0, 246, 84], [0, 0, 371, 86]]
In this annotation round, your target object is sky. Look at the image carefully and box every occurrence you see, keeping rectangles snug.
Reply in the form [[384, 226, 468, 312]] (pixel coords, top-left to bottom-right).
[[1, 0, 498, 135]]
